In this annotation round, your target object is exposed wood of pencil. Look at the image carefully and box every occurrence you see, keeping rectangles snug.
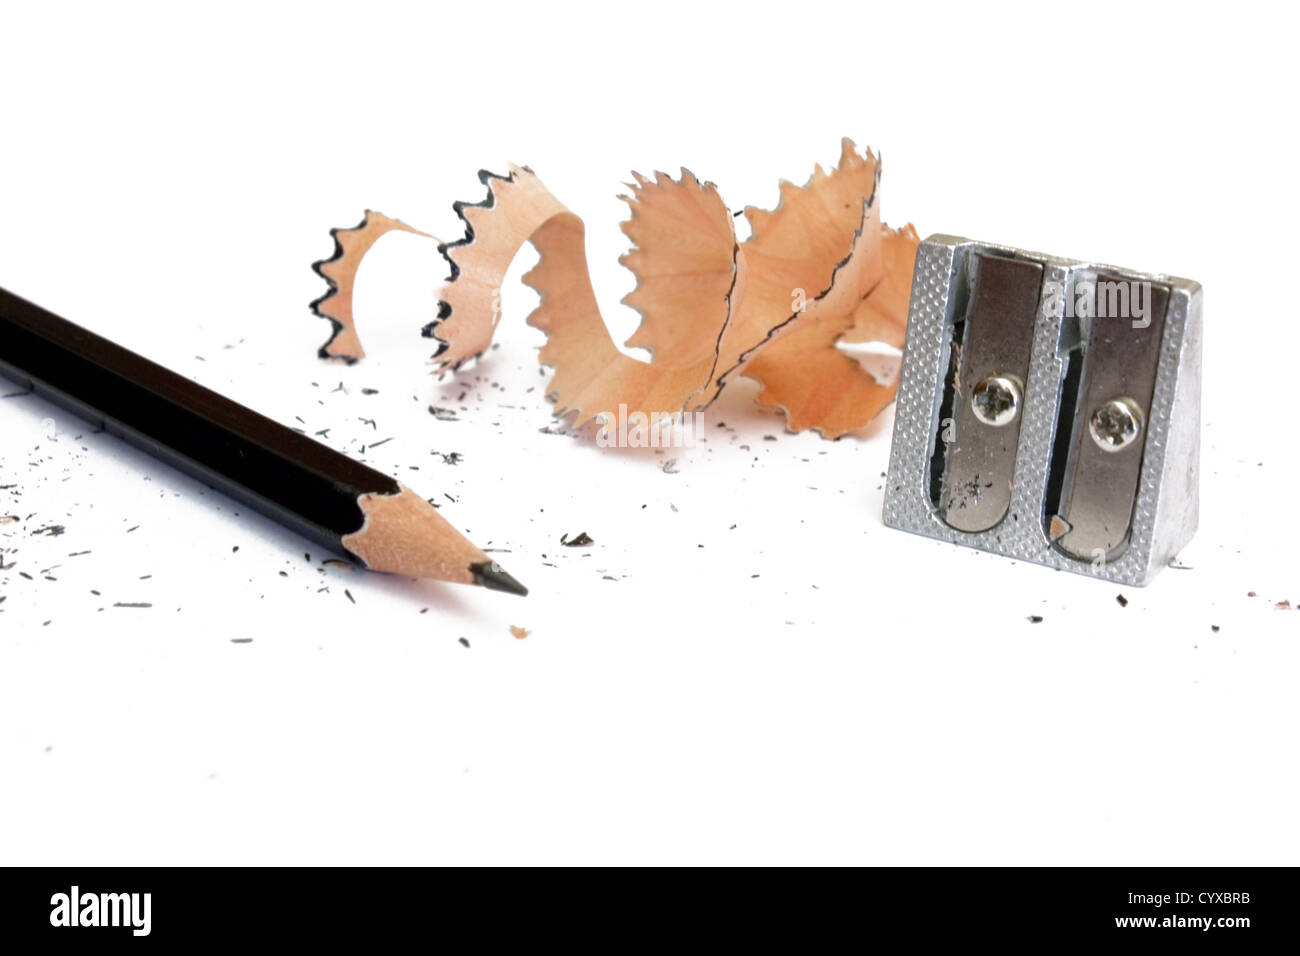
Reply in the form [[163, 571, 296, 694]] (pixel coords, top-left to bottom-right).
[[0, 286, 526, 596]]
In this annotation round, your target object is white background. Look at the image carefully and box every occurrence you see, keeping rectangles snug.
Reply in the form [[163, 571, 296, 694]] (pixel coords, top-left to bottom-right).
[[1, 1, 1295, 865]]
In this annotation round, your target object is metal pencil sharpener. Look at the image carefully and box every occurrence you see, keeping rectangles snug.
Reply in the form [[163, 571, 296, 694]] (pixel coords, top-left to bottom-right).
[[883, 235, 1202, 586]]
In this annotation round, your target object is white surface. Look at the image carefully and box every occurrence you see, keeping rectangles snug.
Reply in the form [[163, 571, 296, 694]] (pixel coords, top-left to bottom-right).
[[0, 1, 1295, 865]]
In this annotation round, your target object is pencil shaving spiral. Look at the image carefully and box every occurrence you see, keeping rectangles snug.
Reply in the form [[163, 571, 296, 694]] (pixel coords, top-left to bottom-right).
[[309, 139, 919, 439], [309, 211, 433, 363]]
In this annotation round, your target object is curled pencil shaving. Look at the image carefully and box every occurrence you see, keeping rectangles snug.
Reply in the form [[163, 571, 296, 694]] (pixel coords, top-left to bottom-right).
[[740, 223, 922, 435], [310, 210, 433, 362], [840, 223, 920, 349], [522, 167, 743, 426], [310, 140, 918, 437]]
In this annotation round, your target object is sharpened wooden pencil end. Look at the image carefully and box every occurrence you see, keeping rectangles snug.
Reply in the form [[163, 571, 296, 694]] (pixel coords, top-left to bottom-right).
[[342, 484, 526, 594]]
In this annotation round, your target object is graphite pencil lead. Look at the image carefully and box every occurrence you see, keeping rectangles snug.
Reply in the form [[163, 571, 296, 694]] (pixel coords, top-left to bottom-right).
[[471, 560, 528, 597]]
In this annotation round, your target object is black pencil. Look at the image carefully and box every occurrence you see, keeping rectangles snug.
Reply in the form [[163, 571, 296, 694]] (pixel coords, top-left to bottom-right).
[[0, 286, 526, 595]]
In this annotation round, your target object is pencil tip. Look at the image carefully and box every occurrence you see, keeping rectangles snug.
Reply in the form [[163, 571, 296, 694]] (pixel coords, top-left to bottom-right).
[[471, 560, 528, 596]]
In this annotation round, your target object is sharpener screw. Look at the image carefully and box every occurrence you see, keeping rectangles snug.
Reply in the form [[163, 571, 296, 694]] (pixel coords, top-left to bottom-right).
[[970, 375, 1022, 427], [1089, 398, 1143, 452]]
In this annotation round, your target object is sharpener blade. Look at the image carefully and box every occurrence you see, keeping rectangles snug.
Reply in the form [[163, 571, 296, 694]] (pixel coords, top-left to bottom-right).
[[1049, 274, 1170, 562], [938, 252, 1041, 533]]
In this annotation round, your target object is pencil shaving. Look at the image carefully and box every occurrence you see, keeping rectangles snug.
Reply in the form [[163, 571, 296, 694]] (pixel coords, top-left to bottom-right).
[[840, 224, 921, 348], [310, 211, 433, 362], [523, 167, 740, 426], [311, 140, 917, 437], [737, 218, 887, 436]]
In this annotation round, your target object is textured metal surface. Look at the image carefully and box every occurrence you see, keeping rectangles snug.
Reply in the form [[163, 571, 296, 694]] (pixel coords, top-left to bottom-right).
[[883, 235, 1202, 586]]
